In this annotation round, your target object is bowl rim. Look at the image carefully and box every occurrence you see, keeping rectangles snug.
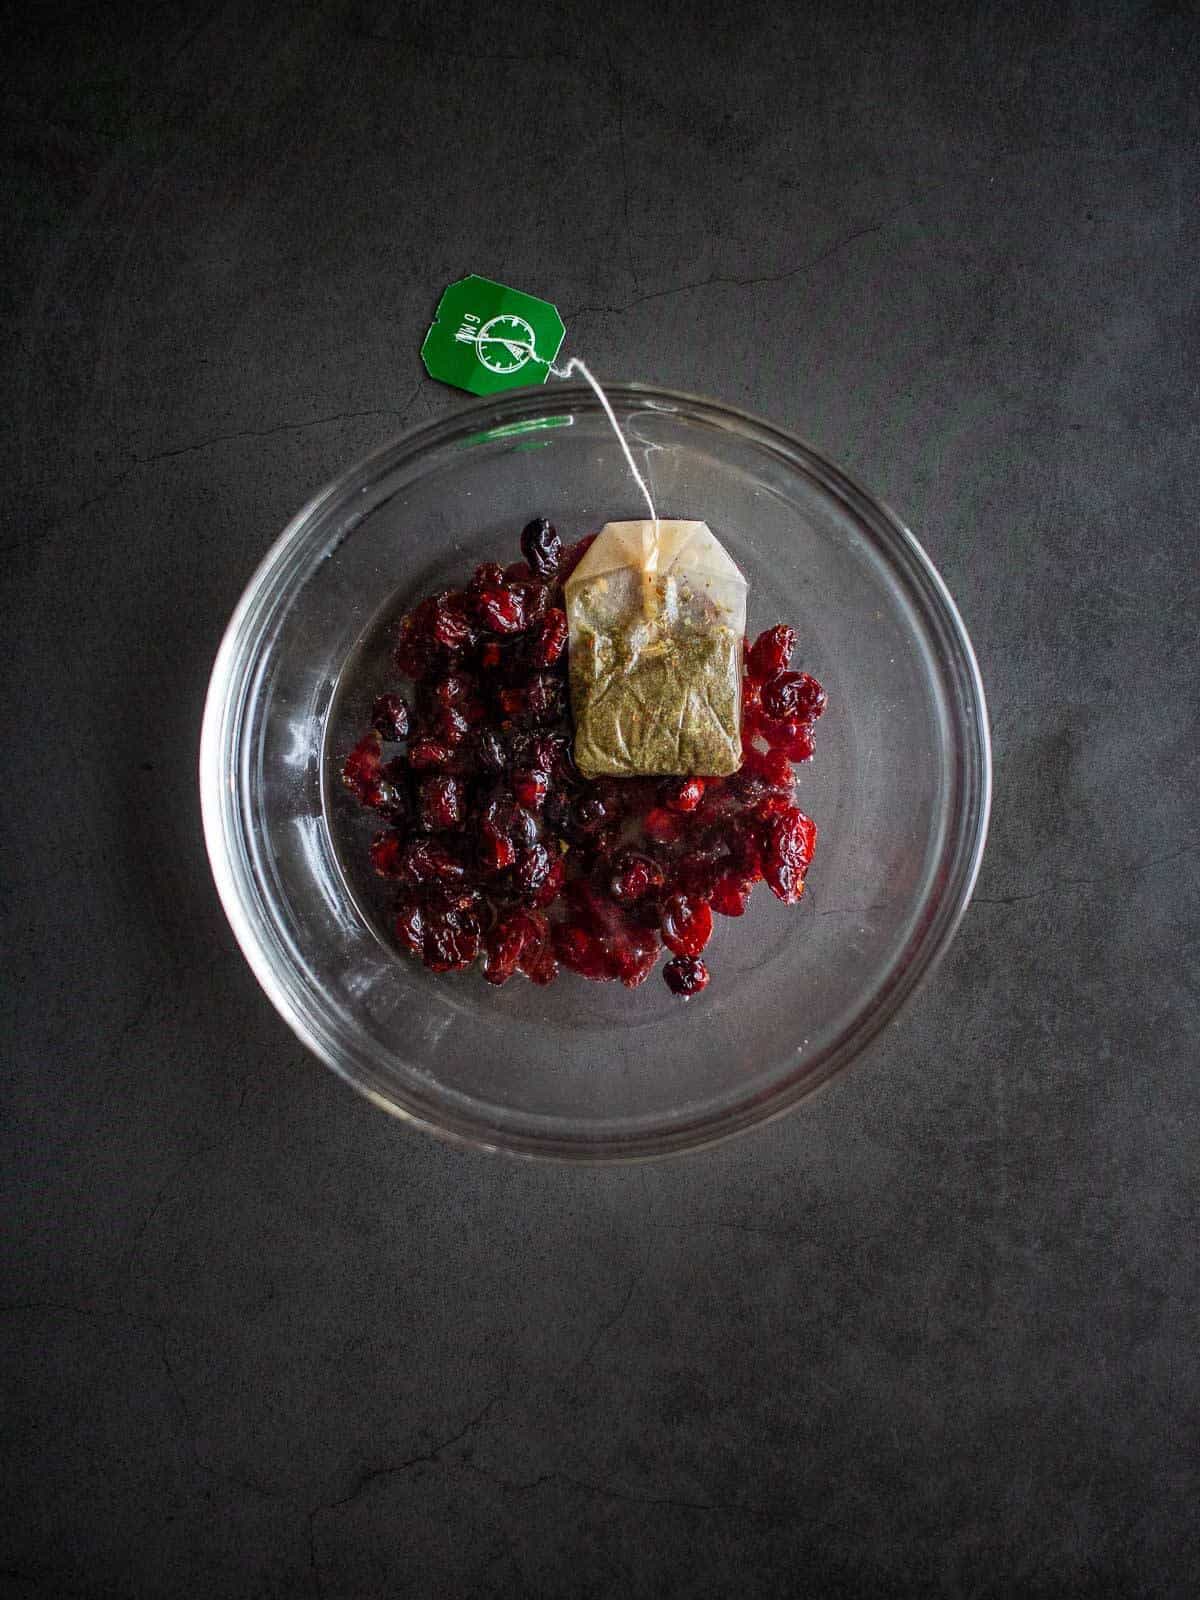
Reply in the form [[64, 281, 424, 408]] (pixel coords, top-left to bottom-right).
[[200, 381, 992, 1161]]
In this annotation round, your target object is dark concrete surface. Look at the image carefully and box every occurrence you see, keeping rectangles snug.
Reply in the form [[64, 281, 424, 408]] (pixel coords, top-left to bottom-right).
[[3, 1, 1198, 1594]]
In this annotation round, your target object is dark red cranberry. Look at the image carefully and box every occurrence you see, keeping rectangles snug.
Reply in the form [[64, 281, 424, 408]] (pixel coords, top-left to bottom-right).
[[761, 671, 827, 722], [525, 674, 565, 723], [372, 693, 410, 741], [369, 830, 406, 877], [764, 807, 818, 904], [434, 705, 471, 747], [407, 736, 456, 771], [672, 851, 720, 902], [643, 806, 684, 844], [607, 926, 660, 989], [476, 586, 528, 634], [434, 673, 476, 707], [519, 583, 550, 623], [422, 906, 481, 972], [663, 955, 709, 998], [520, 938, 559, 985], [661, 893, 714, 957], [399, 838, 464, 885], [475, 728, 507, 774], [533, 854, 566, 907], [553, 923, 610, 980], [529, 608, 568, 667], [394, 898, 424, 955], [482, 915, 526, 986], [520, 517, 562, 579], [661, 777, 706, 814], [418, 775, 466, 831], [557, 532, 597, 581], [478, 831, 517, 874], [480, 641, 503, 670], [342, 733, 385, 806], [711, 872, 754, 917], [747, 625, 795, 682], [609, 851, 665, 904], [499, 686, 525, 717], [432, 592, 475, 651], [514, 843, 552, 899], [778, 720, 816, 762], [512, 768, 549, 810], [470, 561, 506, 593], [509, 806, 540, 850]]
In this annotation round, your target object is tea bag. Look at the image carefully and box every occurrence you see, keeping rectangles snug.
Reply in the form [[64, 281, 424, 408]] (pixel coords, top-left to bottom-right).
[[566, 520, 747, 778]]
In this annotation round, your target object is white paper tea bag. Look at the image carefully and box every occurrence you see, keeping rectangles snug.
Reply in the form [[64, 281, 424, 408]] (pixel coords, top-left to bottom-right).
[[566, 520, 747, 778]]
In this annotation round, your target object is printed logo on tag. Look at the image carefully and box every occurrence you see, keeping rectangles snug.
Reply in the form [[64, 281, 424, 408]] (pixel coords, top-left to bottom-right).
[[421, 276, 566, 396]]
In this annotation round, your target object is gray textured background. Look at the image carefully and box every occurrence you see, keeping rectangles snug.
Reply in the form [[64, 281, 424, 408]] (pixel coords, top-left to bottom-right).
[[3, 2, 1198, 1595]]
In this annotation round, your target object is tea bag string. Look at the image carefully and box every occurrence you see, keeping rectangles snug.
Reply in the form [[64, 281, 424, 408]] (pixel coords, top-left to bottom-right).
[[492, 341, 659, 532]]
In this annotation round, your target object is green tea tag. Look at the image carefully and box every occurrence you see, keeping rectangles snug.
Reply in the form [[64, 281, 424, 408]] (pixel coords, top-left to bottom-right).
[[421, 275, 566, 396]]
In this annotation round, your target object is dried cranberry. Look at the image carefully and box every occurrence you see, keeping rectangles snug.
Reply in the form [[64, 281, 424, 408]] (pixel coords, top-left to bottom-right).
[[342, 733, 384, 806], [661, 777, 706, 814], [525, 674, 564, 723], [764, 807, 818, 904], [533, 854, 566, 907], [480, 641, 503, 671], [529, 608, 568, 667], [663, 955, 709, 998], [509, 806, 540, 850], [499, 686, 525, 717], [519, 933, 559, 985], [513, 843, 552, 900], [512, 768, 549, 810], [747, 625, 795, 682], [661, 893, 714, 957], [394, 898, 424, 955], [475, 728, 507, 774], [482, 915, 526, 986], [369, 830, 406, 877], [519, 583, 550, 623], [470, 561, 506, 594], [432, 592, 475, 651], [643, 807, 684, 844], [422, 906, 481, 972], [672, 851, 720, 902], [762, 671, 826, 722], [609, 851, 665, 904], [520, 516, 562, 579], [434, 673, 476, 707], [434, 705, 471, 747], [711, 872, 754, 917], [572, 793, 613, 834], [609, 929, 660, 989], [476, 586, 528, 634], [407, 736, 456, 771], [553, 923, 610, 980], [372, 693, 411, 741], [478, 831, 517, 874], [778, 721, 816, 762], [418, 775, 466, 831], [399, 838, 464, 885]]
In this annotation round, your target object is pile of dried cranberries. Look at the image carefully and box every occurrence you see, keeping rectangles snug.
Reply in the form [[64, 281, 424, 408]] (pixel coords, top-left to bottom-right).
[[341, 518, 824, 998]]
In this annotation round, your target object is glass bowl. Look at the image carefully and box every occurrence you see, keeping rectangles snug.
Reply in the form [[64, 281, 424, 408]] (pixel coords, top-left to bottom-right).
[[200, 384, 990, 1160]]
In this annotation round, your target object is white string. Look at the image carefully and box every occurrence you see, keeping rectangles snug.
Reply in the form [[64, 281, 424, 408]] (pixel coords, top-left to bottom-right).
[[491, 340, 658, 530]]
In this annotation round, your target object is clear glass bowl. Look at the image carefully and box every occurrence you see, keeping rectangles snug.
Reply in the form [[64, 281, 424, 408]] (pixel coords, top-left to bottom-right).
[[200, 384, 990, 1160]]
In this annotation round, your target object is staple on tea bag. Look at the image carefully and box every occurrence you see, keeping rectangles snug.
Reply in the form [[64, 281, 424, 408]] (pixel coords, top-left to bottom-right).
[[566, 521, 747, 778]]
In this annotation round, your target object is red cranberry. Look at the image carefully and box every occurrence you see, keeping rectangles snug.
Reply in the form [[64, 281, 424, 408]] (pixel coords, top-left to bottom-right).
[[661, 777, 706, 813], [764, 807, 817, 904], [499, 686, 525, 717], [520, 939, 559, 985], [609, 851, 665, 904], [434, 705, 471, 747], [369, 830, 406, 877], [553, 923, 610, 980], [672, 850, 721, 901], [432, 592, 475, 651], [475, 728, 507, 773], [509, 807, 540, 850], [422, 906, 481, 972], [661, 893, 714, 957], [533, 854, 566, 908], [778, 720, 816, 762], [478, 831, 517, 874], [643, 807, 684, 844], [408, 736, 456, 771], [663, 955, 709, 998], [399, 838, 464, 885], [394, 898, 424, 955], [418, 775, 466, 831], [762, 671, 826, 722], [476, 586, 528, 634], [512, 768, 549, 810], [434, 673, 476, 707], [482, 915, 527, 986], [520, 516, 562, 579], [470, 561, 506, 593], [711, 872, 754, 917], [609, 928, 660, 988], [514, 843, 552, 899], [529, 608, 568, 667], [372, 693, 410, 741], [342, 733, 382, 801], [480, 641, 503, 670], [747, 625, 795, 681]]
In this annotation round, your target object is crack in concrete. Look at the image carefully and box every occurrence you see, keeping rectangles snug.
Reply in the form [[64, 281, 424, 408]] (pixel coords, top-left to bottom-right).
[[564, 215, 900, 322]]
